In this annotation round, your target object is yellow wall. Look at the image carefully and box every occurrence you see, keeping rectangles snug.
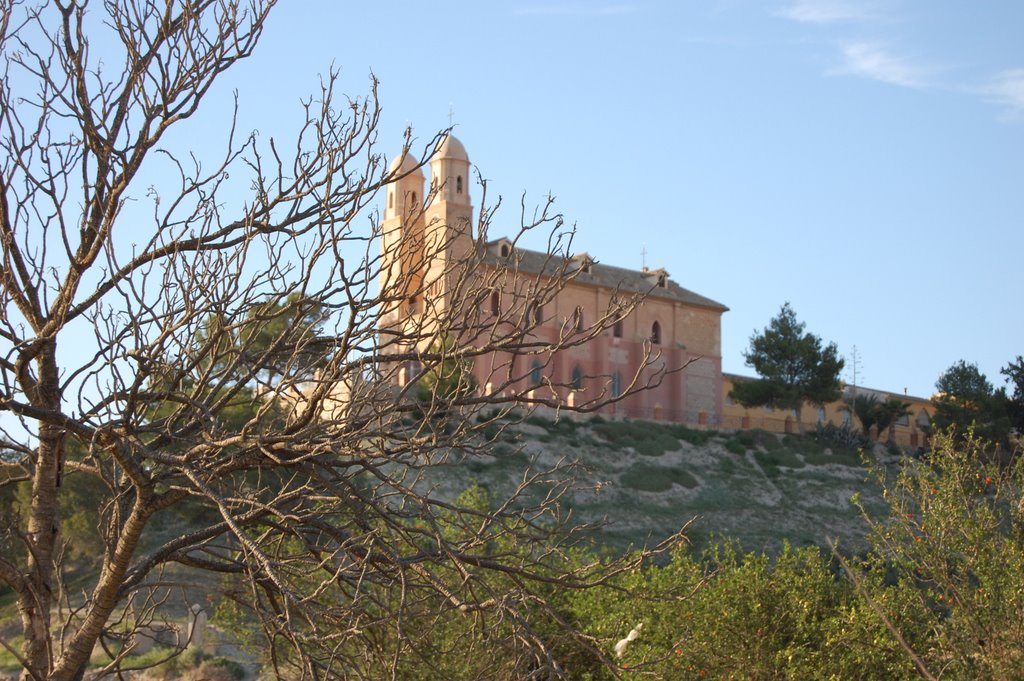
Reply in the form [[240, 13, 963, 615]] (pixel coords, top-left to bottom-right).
[[721, 373, 935, 448]]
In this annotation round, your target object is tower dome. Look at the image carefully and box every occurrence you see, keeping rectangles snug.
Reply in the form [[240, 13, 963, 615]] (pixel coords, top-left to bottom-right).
[[434, 134, 469, 163], [388, 152, 423, 177]]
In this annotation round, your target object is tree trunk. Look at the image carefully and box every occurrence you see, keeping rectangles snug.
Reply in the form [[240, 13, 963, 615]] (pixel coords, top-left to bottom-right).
[[20, 349, 63, 681]]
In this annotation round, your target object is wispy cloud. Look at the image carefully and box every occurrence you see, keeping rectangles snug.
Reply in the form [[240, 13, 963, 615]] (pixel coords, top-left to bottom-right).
[[979, 69, 1024, 119], [833, 42, 931, 88], [777, 0, 874, 24], [513, 2, 637, 17]]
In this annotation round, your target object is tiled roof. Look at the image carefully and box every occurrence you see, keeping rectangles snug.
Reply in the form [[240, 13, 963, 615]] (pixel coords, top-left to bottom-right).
[[481, 240, 728, 312]]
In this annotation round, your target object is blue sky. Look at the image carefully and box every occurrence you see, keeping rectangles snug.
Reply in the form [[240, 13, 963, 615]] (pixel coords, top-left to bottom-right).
[[183, 1, 1023, 398]]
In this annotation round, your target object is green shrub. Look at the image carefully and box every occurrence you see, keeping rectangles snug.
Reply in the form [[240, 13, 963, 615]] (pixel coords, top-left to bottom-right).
[[754, 429, 783, 451], [563, 542, 921, 680], [634, 431, 681, 457], [854, 429, 1024, 680], [196, 657, 246, 681], [803, 445, 865, 468], [594, 420, 681, 456], [669, 424, 715, 446], [620, 465, 697, 492], [724, 439, 747, 455], [667, 467, 698, 489], [619, 466, 672, 492], [492, 442, 515, 457], [815, 421, 872, 451], [550, 418, 579, 435], [753, 448, 804, 478], [526, 415, 551, 428]]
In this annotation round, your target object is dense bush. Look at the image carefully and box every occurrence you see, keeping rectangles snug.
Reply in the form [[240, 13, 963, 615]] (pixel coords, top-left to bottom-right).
[[593, 420, 681, 456], [133, 427, 1024, 678], [620, 465, 698, 492], [556, 429, 1024, 679]]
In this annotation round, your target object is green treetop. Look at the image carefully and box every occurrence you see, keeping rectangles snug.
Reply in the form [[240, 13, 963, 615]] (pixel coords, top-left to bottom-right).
[[731, 302, 845, 415]]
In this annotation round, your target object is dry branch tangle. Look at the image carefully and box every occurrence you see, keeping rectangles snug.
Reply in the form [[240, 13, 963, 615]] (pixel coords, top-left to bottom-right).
[[0, 2, 687, 679]]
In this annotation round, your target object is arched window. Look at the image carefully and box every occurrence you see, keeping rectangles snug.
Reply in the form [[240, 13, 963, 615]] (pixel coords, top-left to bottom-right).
[[613, 319, 623, 338], [500, 243, 510, 257], [651, 321, 661, 345], [410, 191, 417, 207], [574, 306, 584, 333], [571, 366, 583, 391], [530, 361, 542, 388], [388, 192, 393, 209], [817, 407, 827, 424], [611, 371, 622, 399], [490, 291, 500, 316], [916, 410, 931, 429], [456, 175, 463, 194]]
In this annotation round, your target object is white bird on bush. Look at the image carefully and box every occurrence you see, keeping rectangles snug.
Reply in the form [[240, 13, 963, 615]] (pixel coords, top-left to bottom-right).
[[614, 622, 643, 658]]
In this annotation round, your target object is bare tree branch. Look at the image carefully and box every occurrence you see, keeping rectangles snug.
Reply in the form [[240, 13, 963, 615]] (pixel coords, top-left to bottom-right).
[[0, 3, 689, 680]]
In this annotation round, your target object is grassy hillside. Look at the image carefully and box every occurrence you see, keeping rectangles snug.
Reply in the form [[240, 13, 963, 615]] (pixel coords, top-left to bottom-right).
[[430, 414, 891, 554]]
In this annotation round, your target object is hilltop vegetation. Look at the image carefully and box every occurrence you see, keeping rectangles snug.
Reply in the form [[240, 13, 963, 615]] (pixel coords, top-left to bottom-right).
[[4, 419, 1021, 680], [429, 414, 886, 553]]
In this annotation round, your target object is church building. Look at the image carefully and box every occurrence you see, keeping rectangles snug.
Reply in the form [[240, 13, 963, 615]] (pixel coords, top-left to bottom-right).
[[380, 135, 728, 425]]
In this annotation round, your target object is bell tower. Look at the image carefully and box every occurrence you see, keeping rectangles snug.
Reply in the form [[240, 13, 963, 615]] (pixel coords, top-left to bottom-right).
[[424, 134, 474, 278], [381, 152, 426, 317]]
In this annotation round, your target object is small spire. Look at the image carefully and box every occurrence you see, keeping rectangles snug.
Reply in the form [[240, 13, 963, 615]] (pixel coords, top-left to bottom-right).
[[448, 104, 455, 127]]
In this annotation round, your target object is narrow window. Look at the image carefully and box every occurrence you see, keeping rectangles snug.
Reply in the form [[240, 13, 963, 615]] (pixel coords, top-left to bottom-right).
[[388, 192, 393, 209], [651, 321, 661, 345], [410, 191, 417, 206], [571, 366, 583, 391], [817, 407, 826, 424], [490, 291, 499, 316], [457, 175, 463, 194], [530, 361, 542, 388], [574, 306, 584, 332], [500, 243, 510, 257], [611, 371, 622, 399], [532, 302, 543, 326], [613, 319, 623, 338]]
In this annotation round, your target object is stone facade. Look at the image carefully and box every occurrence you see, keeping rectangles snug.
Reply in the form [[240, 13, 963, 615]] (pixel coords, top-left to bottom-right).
[[381, 135, 728, 424]]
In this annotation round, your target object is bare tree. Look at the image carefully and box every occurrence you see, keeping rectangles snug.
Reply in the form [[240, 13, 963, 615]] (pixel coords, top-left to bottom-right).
[[0, 2, 680, 680]]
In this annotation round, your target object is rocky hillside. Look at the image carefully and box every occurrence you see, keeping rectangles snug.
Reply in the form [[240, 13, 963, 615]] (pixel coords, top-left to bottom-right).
[[428, 414, 894, 554]]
